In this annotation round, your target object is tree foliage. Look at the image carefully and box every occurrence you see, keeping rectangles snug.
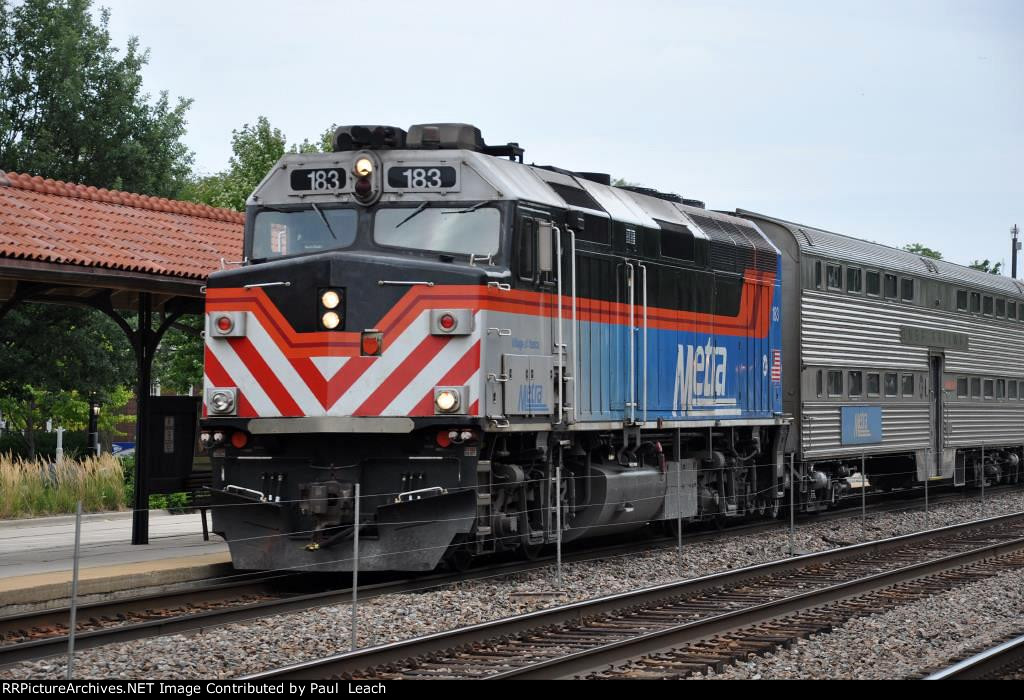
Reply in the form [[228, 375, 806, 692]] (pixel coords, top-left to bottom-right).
[[184, 117, 336, 212], [153, 318, 203, 395], [0, 0, 194, 197], [902, 243, 943, 260], [0, 304, 134, 457], [969, 259, 1002, 275]]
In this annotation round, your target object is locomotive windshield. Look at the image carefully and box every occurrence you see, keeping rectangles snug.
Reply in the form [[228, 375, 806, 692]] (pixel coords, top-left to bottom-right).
[[373, 205, 500, 257], [251, 207, 357, 260]]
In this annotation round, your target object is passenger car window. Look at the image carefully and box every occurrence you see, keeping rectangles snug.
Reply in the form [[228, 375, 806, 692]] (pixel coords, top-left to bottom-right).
[[827, 370, 843, 396], [984, 379, 994, 399], [996, 298, 1006, 317], [900, 278, 914, 301], [867, 373, 880, 396], [956, 290, 968, 311], [866, 271, 880, 296], [884, 373, 898, 397], [970, 377, 981, 398], [849, 371, 863, 396], [983, 296, 993, 316], [847, 268, 862, 293], [902, 374, 915, 397], [884, 274, 898, 299], [826, 264, 843, 290], [1010, 302, 1017, 320], [970, 292, 981, 313], [1011, 381, 1019, 400], [997, 379, 1006, 398], [956, 377, 968, 398]]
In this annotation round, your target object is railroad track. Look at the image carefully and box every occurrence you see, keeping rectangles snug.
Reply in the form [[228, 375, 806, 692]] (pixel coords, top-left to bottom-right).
[[0, 486, 1014, 668], [243, 511, 1024, 680], [924, 633, 1024, 680]]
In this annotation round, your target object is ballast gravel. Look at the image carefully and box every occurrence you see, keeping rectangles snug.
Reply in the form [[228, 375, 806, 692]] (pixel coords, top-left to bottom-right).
[[3, 490, 1024, 680], [698, 566, 1024, 680]]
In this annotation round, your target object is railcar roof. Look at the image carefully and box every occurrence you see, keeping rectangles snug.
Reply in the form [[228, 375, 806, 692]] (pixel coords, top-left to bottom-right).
[[738, 209, 1024, 297]]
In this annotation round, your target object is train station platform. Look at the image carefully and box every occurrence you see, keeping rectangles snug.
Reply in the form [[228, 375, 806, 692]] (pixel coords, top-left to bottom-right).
[[0, 510, 231, 609]]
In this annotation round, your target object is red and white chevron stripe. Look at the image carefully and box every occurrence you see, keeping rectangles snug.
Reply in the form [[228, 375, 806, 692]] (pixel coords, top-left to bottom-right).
[[203, 309, 481, 418]]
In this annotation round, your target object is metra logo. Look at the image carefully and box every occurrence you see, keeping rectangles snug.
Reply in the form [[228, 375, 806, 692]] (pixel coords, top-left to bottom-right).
[[518, 384, 547, 413], [671, 341, 736, 415]]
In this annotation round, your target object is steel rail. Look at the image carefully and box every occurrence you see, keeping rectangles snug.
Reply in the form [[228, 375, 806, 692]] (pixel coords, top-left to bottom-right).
[[243, 510, 1024, 680], [925, 634, 1024, 680]]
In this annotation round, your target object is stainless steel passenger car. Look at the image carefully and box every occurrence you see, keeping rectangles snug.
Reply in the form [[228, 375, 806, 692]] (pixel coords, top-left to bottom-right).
[[741, 210, 1024, 502]]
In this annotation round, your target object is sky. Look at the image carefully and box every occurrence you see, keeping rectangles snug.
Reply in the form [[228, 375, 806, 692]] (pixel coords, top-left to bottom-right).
[[94, 0, 1023, 270]]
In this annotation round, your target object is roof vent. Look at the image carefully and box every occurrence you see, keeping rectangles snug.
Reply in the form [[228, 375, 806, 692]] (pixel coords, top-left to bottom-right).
[[407, 123, 524, 162], [332, 125, 407, 152], [617, 185, 704, 208]]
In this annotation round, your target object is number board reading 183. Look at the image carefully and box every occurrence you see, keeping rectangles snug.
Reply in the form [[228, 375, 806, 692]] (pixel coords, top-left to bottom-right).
[[387, 165, 459, 191], [290, 168, 347, 192]]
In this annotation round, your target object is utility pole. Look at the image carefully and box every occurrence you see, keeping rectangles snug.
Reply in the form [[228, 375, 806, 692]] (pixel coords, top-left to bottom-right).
[[1012, 224, 1020, 279]]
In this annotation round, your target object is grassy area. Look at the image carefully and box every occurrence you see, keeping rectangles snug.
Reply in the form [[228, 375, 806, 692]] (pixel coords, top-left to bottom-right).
[[0, 453, 127, 519]]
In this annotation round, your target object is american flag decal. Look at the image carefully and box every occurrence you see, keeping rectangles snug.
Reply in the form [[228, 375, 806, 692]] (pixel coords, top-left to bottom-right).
[[771, 349, 782, 382]]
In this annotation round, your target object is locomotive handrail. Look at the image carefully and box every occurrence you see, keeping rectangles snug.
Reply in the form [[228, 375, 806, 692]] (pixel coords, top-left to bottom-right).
[[569, 226, 578, 425], [639, 262, 649, 424], [626, 261, 636, 424], [554, 224, 565, 426], [377, 280, 435, 287], [243, 281, 292, 289]]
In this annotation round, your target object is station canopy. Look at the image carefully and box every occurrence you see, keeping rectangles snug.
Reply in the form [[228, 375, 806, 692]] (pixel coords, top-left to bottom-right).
[[0, 170, 244, 544]]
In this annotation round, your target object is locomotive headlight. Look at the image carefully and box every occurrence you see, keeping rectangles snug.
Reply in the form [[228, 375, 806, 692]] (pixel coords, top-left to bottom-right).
[[321, 290, 341, 309], [322, 311, 341, 330], [434, 389, 460, 414], [354, 157, 374, 177]]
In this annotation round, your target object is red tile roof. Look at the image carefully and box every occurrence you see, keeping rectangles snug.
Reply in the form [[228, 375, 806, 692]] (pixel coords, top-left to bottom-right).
[[0, 171, 244, 280]]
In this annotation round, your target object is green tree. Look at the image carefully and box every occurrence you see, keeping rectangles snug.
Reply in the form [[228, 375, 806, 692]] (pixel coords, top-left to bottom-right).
[[184, 117, 337, 212], [903, 243, 943, 260], [969, 259, 1002, 275], [0, 304, 134, 458], [153, 318, 203, 395], [0, 0, 194, 197]]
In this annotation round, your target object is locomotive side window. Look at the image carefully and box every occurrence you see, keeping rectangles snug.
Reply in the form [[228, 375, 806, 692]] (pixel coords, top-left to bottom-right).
[[517, 218, 536, 281], [901, 374, 915, 397], [970, 292, 981, 313], [847, 267, 862, 293], [374, 205, 500, 256], [884, 274, 898, 299], [826, 264, 843, 291], [866, 271, 880, 296], [867, 373, 881, 396], [884, 372, 898, 397], [827, 370, 843, 397], [956, 290, 968, 311], [252, 208, 358, 260], [983, 295, 994, 316], [971, 377, 981, 398], [956, 377, 968, 398], [849, 371, 863, 396], [900, 278, 914, 302]]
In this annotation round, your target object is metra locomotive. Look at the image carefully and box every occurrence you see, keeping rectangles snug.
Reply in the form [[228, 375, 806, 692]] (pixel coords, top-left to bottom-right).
[[200, 123, 1021, 573]]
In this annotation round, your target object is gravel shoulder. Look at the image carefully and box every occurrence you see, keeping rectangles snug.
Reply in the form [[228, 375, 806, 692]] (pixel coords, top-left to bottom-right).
[[2, 490, 1022, 680], [698, 566, 1024, 680]]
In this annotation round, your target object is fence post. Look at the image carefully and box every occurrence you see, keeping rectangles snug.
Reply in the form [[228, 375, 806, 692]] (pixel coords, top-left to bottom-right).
[[861, 452, 866, 526], [555, 464, 562, 590], [350, 483, 360, 652], [66, 500, 82, 680], [788, 453, 795, 556]]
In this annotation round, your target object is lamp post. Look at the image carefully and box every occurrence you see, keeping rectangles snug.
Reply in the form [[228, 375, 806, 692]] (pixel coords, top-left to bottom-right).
[[87, 395, 100, 456], [1012, 224, 1020, 279]]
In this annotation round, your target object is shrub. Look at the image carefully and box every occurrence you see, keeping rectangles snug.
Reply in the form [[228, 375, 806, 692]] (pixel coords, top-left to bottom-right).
[[0, 453, 127, 518]]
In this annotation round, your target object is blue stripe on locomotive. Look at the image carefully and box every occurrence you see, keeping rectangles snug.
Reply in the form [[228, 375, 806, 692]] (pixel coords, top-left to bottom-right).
[[576, 263, 782, 423]]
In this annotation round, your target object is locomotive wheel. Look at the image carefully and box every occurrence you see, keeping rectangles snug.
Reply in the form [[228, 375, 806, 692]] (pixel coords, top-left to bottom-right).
[[447, 548, 474, 573], [769, 498, 781, 519]]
